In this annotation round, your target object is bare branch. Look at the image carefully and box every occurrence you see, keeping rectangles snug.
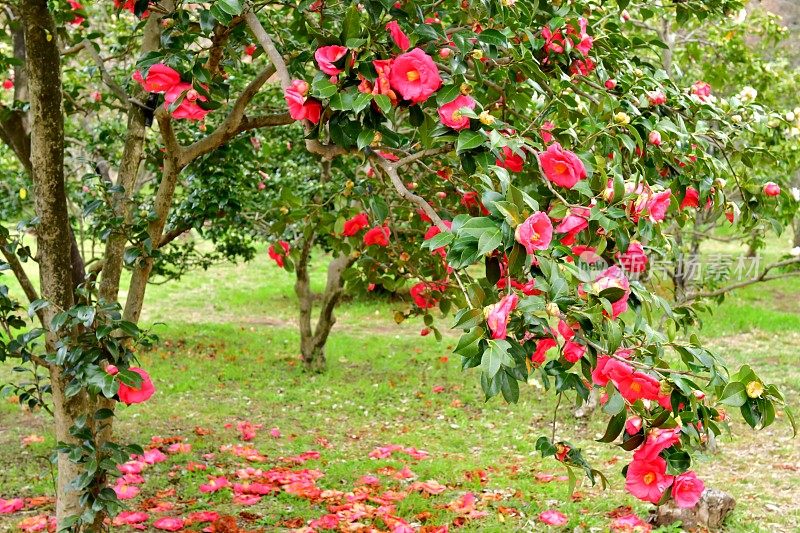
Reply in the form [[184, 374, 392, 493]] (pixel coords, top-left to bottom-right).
[[243, 10, 291, 89], [681, 257, 800, 302]]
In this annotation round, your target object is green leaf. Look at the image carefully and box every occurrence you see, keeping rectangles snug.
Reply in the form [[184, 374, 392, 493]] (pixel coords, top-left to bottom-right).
[[597, 411, 626, 443], [357, 130, 375, 150], [456, 130, 485, 154], [477, 228, 502, 255], [498, 372, 520, 403], [718, 381, 747, 407], [373, 94, 391, 114], [481, 339, 512, 378]]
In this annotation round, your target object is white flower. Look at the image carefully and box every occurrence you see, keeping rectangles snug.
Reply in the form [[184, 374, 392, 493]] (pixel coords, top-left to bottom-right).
[[731, 8, 747, 25], [791, 247, 800, 258], [787, 111, 796, 122], [738, 86, 758, 103], [791, 187, 800, 201]]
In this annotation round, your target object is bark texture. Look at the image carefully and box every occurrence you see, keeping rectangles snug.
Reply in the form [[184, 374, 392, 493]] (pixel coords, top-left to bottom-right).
[[21, 1, 85, 526]]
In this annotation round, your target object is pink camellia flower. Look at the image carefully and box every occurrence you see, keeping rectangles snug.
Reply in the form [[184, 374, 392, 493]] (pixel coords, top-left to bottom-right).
[[539, 509, 568, 526], [539, 142, 587, 189], [691, 81, 712, 101], [153, 517, 185, 531], [573, 18, 593, 56], [118, 460, 145, 474], [515, 212, 553, 254], [680, 186, 700, 210], [0, 498, 24, 514], [185, 511, 220, 525], [542, 26, 566, 54], [496, 146, 525, 173], [112, 511, 149, 527], [113, 483, 140, 500], [605, 78, 617, 90], [68, 0, 85, 25], [314, 45, 348, 75], [763, 182, 781, 196], [17, 515, 54, 533], [616, 370, 661, 404], [635, 427, 683, 461], [540, 121, 555, 144], [626, 416, 643, 435], [136, 63, 181, 94], [554, 207, 589, 246], [364, 226, 391, 247], [626, 455, 674, 504], [671, 471, 705, 508], [569, 57, 596, 76], [167, 442, 191, 454], [591, 266, 630, 318], [485, 294, 519, 340], [142, 448, 167, 464], [91, 91, 102, 102], [617, 241, 648, 273], [388, 48, 442, 103], [200, 476, 230, 493], [117, 367, 155, 405], [284, 80, 323, 124], [268, 240, 290, 267], [648, 130, 662, 146], [437, 95, 476, 130], [386, 21, 410, 51], [647, 190, 672, 222], [164, 83, 210, 121], [532, 338, 557, 365], [647, 90, 667, 106], [342, 213, 370, 236]]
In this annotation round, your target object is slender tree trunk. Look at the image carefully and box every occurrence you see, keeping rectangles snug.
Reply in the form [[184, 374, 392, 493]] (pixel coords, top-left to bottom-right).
[[22, 1, 86, 526]]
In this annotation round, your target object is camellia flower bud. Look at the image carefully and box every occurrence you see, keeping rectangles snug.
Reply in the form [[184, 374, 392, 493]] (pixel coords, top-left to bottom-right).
[[613, 112, 631, 125], [648, 130, 662, 146], [460, 83, 472, 95], [746, 381, 764, 398], [439, 48, 452, 59], [546, 301, 560, 317], [605, 79, 617, 90], [479, 111, 495, 125]]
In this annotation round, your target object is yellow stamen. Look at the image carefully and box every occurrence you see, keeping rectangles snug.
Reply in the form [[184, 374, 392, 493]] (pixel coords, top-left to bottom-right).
[[406, 70, 420, 82], [643, 472, 655, 485]]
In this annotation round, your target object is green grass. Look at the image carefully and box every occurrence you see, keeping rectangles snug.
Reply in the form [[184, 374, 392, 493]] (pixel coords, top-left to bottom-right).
[[0, 239, 799, 532]]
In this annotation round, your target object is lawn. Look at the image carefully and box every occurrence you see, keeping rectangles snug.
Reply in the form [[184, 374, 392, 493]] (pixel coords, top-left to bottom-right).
[[0, 236, 798, 532]]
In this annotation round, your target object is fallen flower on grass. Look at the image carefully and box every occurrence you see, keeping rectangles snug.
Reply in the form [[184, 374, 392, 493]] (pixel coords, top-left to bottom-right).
[[0, 498, 24, 514], [21, 434, 44, 446], [16, 515, 54, 532], [610, 513, 652, 532], [167, 442, 191, 454], [185, 511, 220, 524], [539, 509, 569, 526], [199, 476, 230, 493], [232, 493, 262, 505], [113, 483, 140, 500], [153, 516, 185, 531], [281, 450, 321, 464], [409, 480, 447, 495], [269, 427, 281, 438], [142, 448, 167, 464], [112, 511, 149, 528]]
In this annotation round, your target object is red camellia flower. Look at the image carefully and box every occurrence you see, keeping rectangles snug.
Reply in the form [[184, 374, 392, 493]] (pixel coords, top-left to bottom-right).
[[515, 212, 553, 254], [646, 89, 667, 106], [485, 294, 519, 339], [342, 212, 370, 236], [680, 186, 700, 210], [563, 341, 586, 363], [541, 26, 566, 54], [112, 511, 149, 527], [763, 182, 781, 196], [540, 121, 555, 144], [424, 220, 453, 257], [117, 367, 155, 405], [164, 83, 210, 121], [386, 21, 410, 51], [625, 416, 643, 435], [647, 190, 672, 222], [691, 81, 712, 101], [671, 471, 705, 508], [135, 63, 181, 94], [410, 282, 442, 309], [268, 240, 290, 267], [635, 427, 682, 460], [569, 57, 595, 76], [605, 78, 617, 90], [617, 241, 648, 273], [314, 45, 348, 76], [284, 79, 323, 124], [496, 146, 525, 173], [539, 142, 587, 189], [532, 338, 556, 365], [625, 455, 673, 504], [438, 95, 476, 130], [388, 48, 442, 103], [363, 226, 391, 247], [68, 0, 85, 25]]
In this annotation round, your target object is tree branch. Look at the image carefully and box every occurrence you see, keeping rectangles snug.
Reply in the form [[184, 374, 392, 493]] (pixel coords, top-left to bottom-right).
[[681, 257, 800, 302]]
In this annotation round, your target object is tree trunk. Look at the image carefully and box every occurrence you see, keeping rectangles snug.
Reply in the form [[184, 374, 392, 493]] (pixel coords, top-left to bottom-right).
[[22, 1, 86, 526]]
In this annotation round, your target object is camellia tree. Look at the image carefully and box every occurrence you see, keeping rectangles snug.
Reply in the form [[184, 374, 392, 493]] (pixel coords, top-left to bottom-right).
[[0, 0, 796, 531]]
